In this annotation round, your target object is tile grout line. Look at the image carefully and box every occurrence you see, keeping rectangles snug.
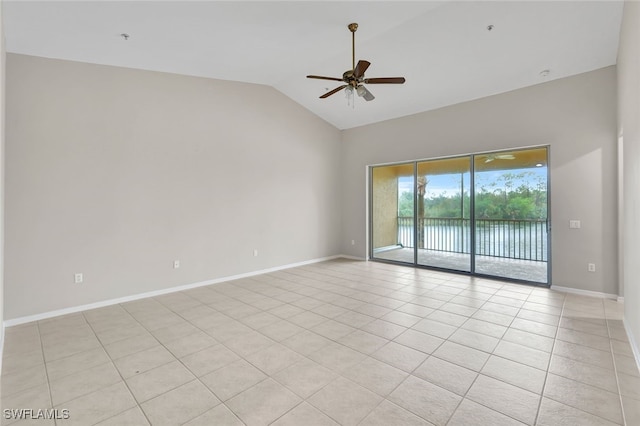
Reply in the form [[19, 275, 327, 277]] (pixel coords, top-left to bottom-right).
[[608, 307, 629, 426], [108, 307, 226, 422], [0, 329, 49, 422], [83, 303, 225, 423], [154, 286, 355, 424], [531, 284, 565, 426], [131, 298, 255, 424], [236, 269, 436, 425], [36, 321, 56, 426], [443, 281, 532, 426], [410, 281, 481, 422], [80, 310, 155, 426], [193, 271, 408, 425], [536, 296, 627, 426], [372, 278, 509, 424]]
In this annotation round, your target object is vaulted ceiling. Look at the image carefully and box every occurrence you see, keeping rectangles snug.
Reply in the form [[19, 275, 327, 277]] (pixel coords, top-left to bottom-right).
[[3, 1, 624, 129]]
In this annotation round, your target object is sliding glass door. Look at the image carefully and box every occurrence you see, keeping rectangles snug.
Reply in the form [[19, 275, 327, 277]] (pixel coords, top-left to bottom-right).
[[416, 157, 471, 272], [473, 148, 549, 283], [370, 147, 549, 285]]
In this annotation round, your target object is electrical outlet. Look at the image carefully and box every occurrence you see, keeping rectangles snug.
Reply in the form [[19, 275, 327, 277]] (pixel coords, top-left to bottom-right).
[[588, 263, 596, 272], [173, 260, 180, 269], [569, 220, 581, 229], [74, 273, 83, 284], [253, 249, 258, 257]]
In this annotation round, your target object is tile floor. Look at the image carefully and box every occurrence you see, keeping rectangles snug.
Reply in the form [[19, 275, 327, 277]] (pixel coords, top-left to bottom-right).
[[1, 259, 638, 425]]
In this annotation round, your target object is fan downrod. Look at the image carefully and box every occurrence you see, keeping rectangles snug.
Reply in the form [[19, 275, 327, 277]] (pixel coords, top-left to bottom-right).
[[348, 23, 358, 71]]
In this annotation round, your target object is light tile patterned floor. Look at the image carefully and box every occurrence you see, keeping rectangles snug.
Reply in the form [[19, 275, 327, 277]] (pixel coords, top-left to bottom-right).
[[1, 259, 638, 425]]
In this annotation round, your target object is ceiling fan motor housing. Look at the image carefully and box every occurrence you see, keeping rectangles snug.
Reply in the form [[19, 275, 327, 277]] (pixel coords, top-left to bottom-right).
[[342, 70, 361, 87]]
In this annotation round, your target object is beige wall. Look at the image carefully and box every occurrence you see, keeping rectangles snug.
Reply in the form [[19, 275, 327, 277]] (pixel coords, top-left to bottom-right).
[[618, 1, 640, 361], [371, 166, 399, 249], [5, 54, 342, 320], [342, 67, 619, 295], [2, 54, 625, 320]]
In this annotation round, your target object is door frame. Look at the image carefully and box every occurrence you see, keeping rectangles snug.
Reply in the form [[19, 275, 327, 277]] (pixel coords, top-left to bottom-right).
[[368, 145, 551, 287]]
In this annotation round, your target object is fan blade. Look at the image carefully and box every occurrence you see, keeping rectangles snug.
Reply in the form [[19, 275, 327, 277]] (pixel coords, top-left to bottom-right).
[[307, 75, 344, 82], [353, 60, 371, 79], [357, 85, 375, 101], [364, 77, 406, 84], [320, 85, 348, 99]]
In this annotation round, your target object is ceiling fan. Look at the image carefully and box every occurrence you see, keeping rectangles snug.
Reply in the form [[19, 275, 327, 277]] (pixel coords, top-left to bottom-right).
[[306, 23, 406, 102], [484, 154, 516, 163]]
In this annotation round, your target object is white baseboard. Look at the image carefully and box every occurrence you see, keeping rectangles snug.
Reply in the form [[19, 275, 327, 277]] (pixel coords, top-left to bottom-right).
[[338, 255, 367, 261], [4, 254, 353, 327], [623, 318, 640, 376], [550, 285, 619, 300]]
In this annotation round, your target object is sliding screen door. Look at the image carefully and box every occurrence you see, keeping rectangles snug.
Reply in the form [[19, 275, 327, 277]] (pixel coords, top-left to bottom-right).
[[416, 157, 471, 272], [473, 148, 549, 283]]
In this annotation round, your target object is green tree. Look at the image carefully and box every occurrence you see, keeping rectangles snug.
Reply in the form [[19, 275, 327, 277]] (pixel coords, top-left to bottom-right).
[[404, 170, 547, 220], [398, 191, 414, 217]]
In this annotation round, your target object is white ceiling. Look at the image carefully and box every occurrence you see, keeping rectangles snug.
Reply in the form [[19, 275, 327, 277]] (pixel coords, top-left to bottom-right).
[[3, 1, 624, 129]]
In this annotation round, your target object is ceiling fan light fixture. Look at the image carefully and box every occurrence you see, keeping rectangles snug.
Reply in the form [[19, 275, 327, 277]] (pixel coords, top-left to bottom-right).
[[356, 85, 366, 97], [345, 85, 355, 108]]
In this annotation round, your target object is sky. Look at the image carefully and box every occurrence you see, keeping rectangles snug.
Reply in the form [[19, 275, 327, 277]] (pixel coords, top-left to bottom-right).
[[398, 167, 547, 198]]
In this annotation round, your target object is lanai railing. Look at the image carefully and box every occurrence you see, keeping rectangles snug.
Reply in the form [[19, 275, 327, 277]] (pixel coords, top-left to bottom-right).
[[397, 217, 548, 262]]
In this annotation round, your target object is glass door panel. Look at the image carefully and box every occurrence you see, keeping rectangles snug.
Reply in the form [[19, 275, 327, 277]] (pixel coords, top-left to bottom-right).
[[371, 163, 415, 263], [473, 148, 549, 283], [416, 157, 471, 272]]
